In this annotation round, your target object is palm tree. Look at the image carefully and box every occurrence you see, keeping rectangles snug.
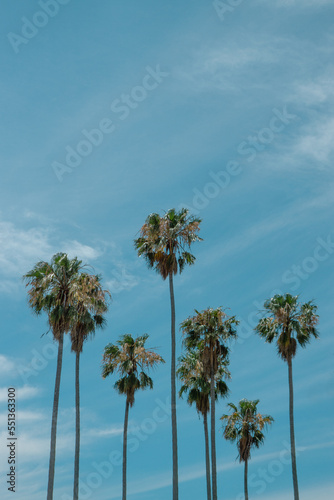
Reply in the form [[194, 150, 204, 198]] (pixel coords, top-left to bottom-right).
[[134, 207, 202, 500], [102, 334, 165, 500], [221, 399, 273, 500], [23, 253, 83, 500], [70, 273, 110, 500], [255, 294, 318, 500], [180, 307, 238, 500], [177, 350, 230, 500]]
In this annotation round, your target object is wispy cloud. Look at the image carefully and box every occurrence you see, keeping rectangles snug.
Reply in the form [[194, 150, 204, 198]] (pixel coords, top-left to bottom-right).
[[0, 214, 141, 298], [62, 239, 102, 261], [0, 384, 40, 402], [0, 218, 103, 294], [0, 354, 16, 375], [294, 117, 334, 164], [0, 220, 52, 276], [260, 0, 333, 7], [173, 31, 331, 95], [174, 42, 279, 93], [291, 73, 334, 106], [0, 409, 45, 426], [201, 187, 334, 263], [0, 406, 75, 471], [254, 483, 334, 500], [0, 430, 73, 465], [87, 425, 124, 438]]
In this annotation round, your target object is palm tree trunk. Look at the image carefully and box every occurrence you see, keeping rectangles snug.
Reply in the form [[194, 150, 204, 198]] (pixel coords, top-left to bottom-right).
[[244, 458, 248, 500], [287, 356, 299, 500], [123, 399, 130, 500], [169, 272, 179, 500], [47, 331, 64, 500], [203, 411, 212, 500], [73, 351, 80, 500], [210, 364, 217, 500]]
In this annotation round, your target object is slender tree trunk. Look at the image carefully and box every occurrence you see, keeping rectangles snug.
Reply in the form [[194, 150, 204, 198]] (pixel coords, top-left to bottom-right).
[[244, 458, 248, 500], [210, 364, 217, 500], [47, 331, 64, 500], [169, 272, 179, 500], [73, 351, 80, 500], [287, 356, 299, 500], [203, 411, 212, 500], [123, 399, 130, 500]]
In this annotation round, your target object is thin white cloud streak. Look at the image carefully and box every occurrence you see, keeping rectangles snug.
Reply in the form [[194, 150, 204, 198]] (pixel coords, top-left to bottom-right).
[[201, 186, 334, 263], [173, 43, 278, 93], [1, 465, 48, 500], [0, 404, 78, 473], [291, 74, 334, 106], [0, 429, 73, 468], [87, 425, 124, 438], [173, 32, 332, 95], [259, 0, 332, 7], [0, 354, 16, 375], [254, 483, 334, 500], [0, 384, 40, 401], [62, 239, 102, 261], [294, 117, 334, 164], [232, 363, 334, 416], [0, 410, 45, 426]]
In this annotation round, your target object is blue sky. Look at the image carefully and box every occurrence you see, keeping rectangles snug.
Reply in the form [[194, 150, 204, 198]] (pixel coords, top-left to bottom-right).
[[1, 0, 334, 498]]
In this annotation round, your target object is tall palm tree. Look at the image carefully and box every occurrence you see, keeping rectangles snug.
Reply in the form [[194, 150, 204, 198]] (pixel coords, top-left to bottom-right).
[[70, 273, 110, 500], [102, 334, 165, 500], [23, 253, 83, 500], [134, 207, 202, 500], [177, 350, 230, 500], [255, 294, 318, 500], [180, 307, 238, 500], [221, 399, 273, 500]]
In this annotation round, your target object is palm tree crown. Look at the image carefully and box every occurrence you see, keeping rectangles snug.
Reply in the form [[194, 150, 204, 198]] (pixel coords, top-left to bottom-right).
[[24, 252, 84, 338], [255, 294, 319, 360], [102, 334, 165, 406], [134, 207, 202, 279], [177, 350, 230, 416], [221, 399, 273, 463], [70, 273, 110, 354], [181, 307, 238, 371]]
